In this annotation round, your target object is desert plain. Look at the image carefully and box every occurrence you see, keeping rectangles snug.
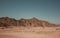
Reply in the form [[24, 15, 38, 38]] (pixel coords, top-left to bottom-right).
[[0, 27, 60, 38]]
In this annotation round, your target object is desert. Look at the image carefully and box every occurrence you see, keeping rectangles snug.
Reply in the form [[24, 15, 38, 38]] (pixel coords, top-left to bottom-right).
[[0, 17, 60, 38]]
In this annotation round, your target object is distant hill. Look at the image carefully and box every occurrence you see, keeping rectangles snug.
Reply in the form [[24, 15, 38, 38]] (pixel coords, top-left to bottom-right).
[[0, 17, 60, 27]]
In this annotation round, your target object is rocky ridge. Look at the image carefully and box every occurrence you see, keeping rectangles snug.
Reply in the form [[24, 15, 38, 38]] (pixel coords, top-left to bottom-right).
[[0, 17, 59, 27]]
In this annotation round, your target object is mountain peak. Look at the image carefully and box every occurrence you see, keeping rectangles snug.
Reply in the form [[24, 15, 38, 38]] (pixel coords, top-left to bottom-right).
[[31, 17, 38, 20]]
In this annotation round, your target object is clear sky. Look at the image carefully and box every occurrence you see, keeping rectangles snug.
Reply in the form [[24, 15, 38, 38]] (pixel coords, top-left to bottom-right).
[[0, 0, 60, 24]]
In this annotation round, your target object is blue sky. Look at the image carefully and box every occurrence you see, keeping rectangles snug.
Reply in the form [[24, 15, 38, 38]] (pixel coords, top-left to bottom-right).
[[0, 0, 60, 24]]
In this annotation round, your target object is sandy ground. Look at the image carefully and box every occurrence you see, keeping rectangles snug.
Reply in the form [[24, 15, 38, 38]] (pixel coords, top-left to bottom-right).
[[0, 27, 60, 38]]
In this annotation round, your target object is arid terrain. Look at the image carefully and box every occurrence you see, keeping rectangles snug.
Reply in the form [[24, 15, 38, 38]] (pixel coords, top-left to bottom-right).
[[0, 27, 60, 38], [0, 17, 60, 38]]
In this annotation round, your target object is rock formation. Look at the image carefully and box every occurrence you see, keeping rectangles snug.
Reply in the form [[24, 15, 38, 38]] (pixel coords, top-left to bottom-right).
[[0, 17, 59, 27]]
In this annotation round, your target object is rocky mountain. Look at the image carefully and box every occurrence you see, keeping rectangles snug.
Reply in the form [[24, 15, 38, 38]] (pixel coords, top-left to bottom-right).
[[0, 17, 17, 27], [0, 17, 59, 27]]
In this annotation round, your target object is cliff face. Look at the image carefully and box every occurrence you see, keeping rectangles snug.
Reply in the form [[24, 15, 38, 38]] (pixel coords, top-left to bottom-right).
[[0, 17, 59, 27]]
